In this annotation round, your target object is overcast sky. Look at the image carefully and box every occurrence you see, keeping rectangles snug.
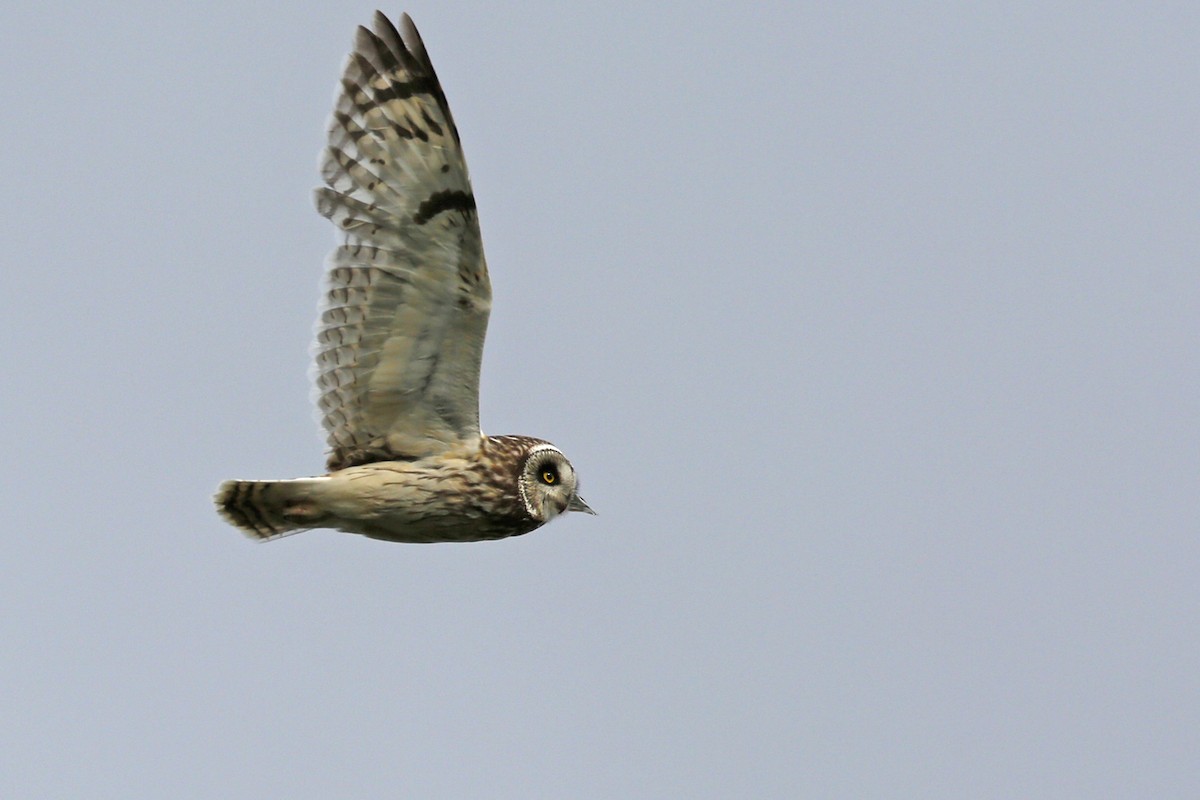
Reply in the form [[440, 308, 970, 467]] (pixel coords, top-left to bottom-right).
[[3, 1, 1198, 797]]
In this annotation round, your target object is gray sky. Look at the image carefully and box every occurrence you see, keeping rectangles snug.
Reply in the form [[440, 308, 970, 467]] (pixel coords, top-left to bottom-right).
[[3, 1, 1198, 796]]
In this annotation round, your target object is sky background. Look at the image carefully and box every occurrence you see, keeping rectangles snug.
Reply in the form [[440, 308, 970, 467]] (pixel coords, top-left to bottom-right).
[[2, 1, 1198, 796]]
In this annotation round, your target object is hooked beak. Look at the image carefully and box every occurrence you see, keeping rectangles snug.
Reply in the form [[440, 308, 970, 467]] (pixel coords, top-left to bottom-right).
[[568, 494, 596, 515]]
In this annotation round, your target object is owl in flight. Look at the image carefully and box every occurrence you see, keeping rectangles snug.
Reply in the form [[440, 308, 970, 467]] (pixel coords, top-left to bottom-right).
[[215, 12, 593, 543]]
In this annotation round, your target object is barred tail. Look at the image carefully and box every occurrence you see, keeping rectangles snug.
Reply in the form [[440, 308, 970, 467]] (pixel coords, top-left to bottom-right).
[[214, 478, 326, 541]]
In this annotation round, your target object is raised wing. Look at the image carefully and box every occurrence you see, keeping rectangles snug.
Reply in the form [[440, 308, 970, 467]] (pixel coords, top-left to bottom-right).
[[314, 12, 491, 470]]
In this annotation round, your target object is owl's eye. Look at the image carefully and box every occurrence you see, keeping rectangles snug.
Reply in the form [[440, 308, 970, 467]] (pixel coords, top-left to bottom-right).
[[540, 468, 558, 485]]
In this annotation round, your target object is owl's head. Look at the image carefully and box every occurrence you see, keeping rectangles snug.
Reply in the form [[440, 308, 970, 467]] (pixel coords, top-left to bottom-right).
[[517, 443, 595, 523]]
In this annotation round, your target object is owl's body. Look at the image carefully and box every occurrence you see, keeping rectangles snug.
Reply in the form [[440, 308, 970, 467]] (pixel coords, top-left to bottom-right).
[[214, 13, 592, 543], [218, 436, 585, 543]]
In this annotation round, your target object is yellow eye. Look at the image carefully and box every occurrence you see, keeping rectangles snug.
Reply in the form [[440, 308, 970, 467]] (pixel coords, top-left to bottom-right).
[[541, 469, 557, 485]]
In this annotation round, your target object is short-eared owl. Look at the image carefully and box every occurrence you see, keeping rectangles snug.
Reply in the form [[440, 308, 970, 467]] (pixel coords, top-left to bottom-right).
[[215, 12, 593, 543]]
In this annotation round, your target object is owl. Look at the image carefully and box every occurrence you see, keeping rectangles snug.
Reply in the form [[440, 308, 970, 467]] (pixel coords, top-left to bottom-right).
[[215, 12, 593, 543]]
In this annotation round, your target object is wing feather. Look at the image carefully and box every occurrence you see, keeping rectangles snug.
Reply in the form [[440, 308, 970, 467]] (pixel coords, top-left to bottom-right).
[[313, 13, 490, 469]]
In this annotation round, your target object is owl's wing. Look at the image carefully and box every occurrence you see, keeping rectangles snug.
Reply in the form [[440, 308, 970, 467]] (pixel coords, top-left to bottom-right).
[[314, 13, 491, 470]]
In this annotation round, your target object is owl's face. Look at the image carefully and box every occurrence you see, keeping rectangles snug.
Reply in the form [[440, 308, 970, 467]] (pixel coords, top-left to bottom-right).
[[518, 444, 594, 523]]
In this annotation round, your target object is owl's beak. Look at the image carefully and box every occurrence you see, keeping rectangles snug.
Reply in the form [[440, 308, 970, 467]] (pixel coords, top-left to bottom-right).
[[568, 494, 596, 515]]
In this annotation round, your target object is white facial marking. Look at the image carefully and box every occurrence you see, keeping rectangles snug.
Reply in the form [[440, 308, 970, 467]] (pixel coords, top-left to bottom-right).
[[518, 444, 574, 522]]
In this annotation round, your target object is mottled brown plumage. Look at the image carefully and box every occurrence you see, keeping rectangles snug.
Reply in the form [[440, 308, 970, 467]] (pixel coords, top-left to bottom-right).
[[214, 13, 592, 543]]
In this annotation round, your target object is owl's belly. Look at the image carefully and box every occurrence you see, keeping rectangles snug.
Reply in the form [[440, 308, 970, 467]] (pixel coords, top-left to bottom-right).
[[349, 512, 540, 543]]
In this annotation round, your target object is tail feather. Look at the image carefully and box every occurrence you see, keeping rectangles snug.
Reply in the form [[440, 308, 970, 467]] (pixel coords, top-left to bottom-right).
[[214, 478, 327, 541]]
